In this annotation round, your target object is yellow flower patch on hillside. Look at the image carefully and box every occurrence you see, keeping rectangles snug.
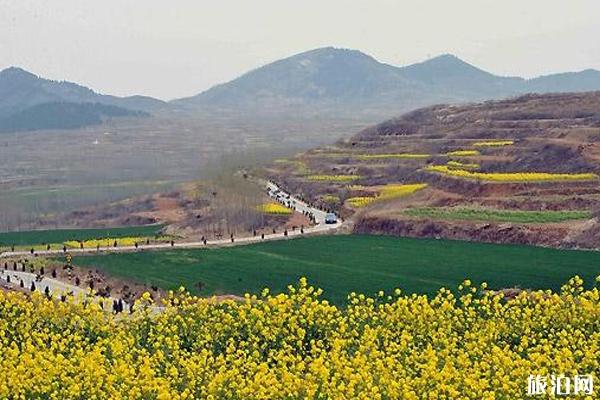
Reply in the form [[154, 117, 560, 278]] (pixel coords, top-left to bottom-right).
[[445, 150, 481, 156], [306, 175, 361, 182], [355, 153, 430, 160], [346, 183, 427, 208], [426, 165, 598, 182], [473, 140, 514, 147], [257, 203, 293, 215], [447, 160, 480, 170], [321, 194, 340, 203]]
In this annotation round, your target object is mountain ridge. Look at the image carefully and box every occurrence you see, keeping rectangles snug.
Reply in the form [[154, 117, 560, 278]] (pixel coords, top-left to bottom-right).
[[0, 66, 165, 119], [174, 47, 600, 116], [2, 47, 600, 132]]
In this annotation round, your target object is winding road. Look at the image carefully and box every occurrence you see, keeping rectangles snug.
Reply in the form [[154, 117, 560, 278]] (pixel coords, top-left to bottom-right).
[[0, 182, 341, 259], [0, 182, 340, 308]]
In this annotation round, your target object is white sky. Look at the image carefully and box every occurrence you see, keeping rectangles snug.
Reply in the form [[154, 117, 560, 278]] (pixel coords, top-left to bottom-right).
[[1, 0, 599, 100]]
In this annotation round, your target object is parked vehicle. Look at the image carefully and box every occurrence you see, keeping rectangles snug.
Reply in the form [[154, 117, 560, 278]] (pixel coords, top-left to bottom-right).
[[325, 213, 337, 224]]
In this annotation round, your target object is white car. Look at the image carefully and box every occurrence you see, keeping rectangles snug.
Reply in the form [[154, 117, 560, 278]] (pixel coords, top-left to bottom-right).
[[325, 213, 338, 224]]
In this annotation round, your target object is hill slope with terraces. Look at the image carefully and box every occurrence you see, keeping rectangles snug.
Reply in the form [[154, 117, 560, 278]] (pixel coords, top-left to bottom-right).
[[266, 91, 600, 248]]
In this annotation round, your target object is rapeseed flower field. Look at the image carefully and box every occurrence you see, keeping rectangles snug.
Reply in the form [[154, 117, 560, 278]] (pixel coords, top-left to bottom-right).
[[446, 160, 480, 170], [426, 165, 599, 182], [257, 203, 293, 215], [306, 174, 361, 182], [445, 150, 481, 156], [355, 153, 430, 160], [0, 277, 598, 399], [347, 183, 427, 208], [473, 140, 514, 147], [64, 236, 170, 248]]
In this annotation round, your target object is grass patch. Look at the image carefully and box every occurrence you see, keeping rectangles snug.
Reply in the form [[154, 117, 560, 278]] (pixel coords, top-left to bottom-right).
[[0, 225, 163, 247], [404, 207, 592, 223], [73, 235, 600, 305]]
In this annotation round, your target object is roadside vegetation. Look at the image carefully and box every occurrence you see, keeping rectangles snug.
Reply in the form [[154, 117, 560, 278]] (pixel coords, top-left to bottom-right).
[[63, 236, 173, 249], [0, 225, 163, 248], [404, 207, 593, 223]]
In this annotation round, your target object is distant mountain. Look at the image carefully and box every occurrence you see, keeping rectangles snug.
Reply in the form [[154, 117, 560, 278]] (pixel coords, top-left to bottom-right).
[[527, 69, 600, 93], [0, 67, 165, 119], [174, 47, 600, 117], [3, 49, 600, 132], [397, 54, 524, 98], [0, 102, 147, 133], [174, 48, 418, 109]]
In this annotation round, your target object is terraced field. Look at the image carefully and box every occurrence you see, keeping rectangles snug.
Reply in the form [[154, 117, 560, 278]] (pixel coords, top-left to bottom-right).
[[404, 207, 592, 223], [266, 92, 600, 248]]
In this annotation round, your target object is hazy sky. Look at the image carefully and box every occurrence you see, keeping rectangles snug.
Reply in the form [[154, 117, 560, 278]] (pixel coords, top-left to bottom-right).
[[2, 0, 599, 100]]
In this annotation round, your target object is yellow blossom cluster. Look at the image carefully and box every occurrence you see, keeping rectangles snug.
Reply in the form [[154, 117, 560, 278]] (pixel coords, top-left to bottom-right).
[[445, 150, 481, 157], [426, 165, 599, 182], [256, 203, 293, 215], [321, 194, 341, 203], [347, 183, 427, 208], [473, 140, 514, 147], [64, 236, 169, 248], [356, 153, 430, 160], [446, 160, 480, 170], [306, 174, 361, 182], [346, 196, 376, 208], [0, 277, 598, 399], [273, 159, 310, 175]]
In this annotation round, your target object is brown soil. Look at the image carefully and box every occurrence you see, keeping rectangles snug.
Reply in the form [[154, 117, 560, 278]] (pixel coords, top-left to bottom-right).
[[134, 194, 187, 224], [285, 212, 311, 229], [268, 92, 600, 248], [353, 216, 571, 248]]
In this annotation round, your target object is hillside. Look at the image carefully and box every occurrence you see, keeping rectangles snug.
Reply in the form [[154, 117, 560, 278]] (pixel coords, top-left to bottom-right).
[[174, 47, 600, 117], [174, 48, 419, 110], [0, 102, 147, 133], [0, 67, 165, 117], [266, 91, 600, 248], [0, 67, 164, 132]]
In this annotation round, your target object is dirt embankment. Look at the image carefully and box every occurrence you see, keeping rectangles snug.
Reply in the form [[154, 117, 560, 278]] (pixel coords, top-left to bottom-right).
[[353, 216, 577, 248]]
